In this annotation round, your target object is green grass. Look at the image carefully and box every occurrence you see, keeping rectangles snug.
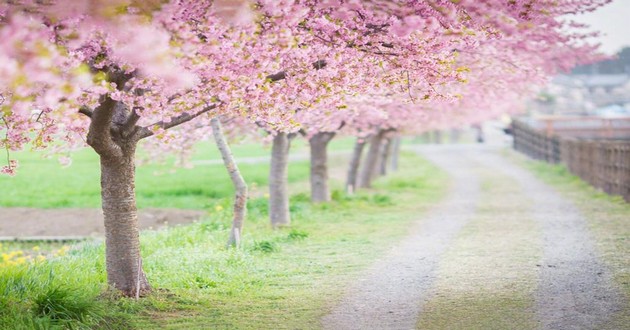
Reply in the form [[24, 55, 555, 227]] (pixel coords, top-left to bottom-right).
[[0, 152, 449, 329], [0, 137, 355, 209], [505, 150, 630, 329]]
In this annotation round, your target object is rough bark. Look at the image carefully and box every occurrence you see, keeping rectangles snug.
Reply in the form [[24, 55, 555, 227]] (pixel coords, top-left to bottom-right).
[[80, 70, 215, 296], [345, 138, 367, 194], [211, 118, 248, 247], [390, 137, 401, 172], [100, 150, 151, 297], [269, 132, 293, 227], [309, 132, 335, 203], [378, 137, 392, 176], [358, 130, 386, 188], [84, 96, 150, 298]]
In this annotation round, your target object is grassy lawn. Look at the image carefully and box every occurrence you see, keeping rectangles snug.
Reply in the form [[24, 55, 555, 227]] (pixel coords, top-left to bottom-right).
[[506, 150, 630, 329], [0, 151, 449, 329], [0, 137, 355, 209]]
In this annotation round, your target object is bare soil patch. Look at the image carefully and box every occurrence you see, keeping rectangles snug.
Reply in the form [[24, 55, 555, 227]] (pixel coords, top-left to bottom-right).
[[0, 208, 205, 238]]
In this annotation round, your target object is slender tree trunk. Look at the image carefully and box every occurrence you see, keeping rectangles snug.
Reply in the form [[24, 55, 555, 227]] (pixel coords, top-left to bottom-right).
[[358, 130, 385, 188], [450, 129, 461, 143], [100, 150, 151, 297], [378, 137, 392, 176], [345, 137, 367, 194], [309, 132, 335, 203], [433, 130, 442, 144], [211, 118, 248, 247], [390, 137, 401, 172], [269, 132, 292, 227]]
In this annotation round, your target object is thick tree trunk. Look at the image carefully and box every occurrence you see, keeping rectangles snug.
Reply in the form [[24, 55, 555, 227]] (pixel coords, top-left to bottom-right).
[[269, 132, 292, 227], [84, 95, 151, 298], [358, 130, 385, 188], [390, 137, 401, 172], [211, 118, 248, 247], [309, 132, 335, 203], [100, 150, 151, 297], [378, 137, 392, 176], [80, 70, 216, 297], [345, 137, 367, 194]]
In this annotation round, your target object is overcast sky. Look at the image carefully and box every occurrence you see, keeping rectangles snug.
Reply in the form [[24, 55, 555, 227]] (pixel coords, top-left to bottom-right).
[[571, 0, 630, 55]]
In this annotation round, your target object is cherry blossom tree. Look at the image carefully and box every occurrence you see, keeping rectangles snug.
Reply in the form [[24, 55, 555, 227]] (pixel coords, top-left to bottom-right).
[[0, 0, 610, 297], [0, 0, 241, 296]]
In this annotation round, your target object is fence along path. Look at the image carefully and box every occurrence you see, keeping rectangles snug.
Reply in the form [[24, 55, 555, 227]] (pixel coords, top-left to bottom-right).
[[512, 118, 630, 202]]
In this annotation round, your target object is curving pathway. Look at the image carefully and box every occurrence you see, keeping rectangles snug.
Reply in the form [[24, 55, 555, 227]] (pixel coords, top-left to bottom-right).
[[322, 144, 624, 330]]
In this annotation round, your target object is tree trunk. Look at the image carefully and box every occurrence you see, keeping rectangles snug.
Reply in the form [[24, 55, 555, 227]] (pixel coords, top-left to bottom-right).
[[345, 137, 367, 194], [358, 130, 385, 188], [100, 150, 151, 297], [80, 71, 216, 297], [269, 132, 292, 227], [309, 132, 335, 203], [450, 129, 461, 143], [433, 130, 442, 144], [378, 137, 392, 176], [84, 95, 151, 298], [390, 137, 401, 172], [211, 118, 248, 247]]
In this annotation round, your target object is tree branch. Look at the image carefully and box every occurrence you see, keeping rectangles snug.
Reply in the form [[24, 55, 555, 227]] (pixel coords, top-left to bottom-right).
[[266, 60, 328, 83], [266, 71, 287, 82], [122, 107, 141, 137], [136, 104, 218, 140], [86, 96, 123, 157], [79, 106, 93, 118]]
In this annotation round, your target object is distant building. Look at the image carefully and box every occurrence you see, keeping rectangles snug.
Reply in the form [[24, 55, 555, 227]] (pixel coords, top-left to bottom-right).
[[530, 47, 630, 116], [532, 74, 630, 115]]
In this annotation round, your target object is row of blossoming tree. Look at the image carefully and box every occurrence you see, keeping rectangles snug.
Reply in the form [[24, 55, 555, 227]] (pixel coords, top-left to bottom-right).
[[0, 0, 608, 297]]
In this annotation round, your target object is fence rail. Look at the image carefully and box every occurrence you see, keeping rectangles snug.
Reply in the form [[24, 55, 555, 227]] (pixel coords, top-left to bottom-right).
[[513, 119, 630, 202]]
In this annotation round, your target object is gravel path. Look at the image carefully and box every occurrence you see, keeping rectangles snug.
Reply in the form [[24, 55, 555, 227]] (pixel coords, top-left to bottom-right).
[[470, 148, 624, 330], [322, 144, 624, 329], [322, 146, 481, 330]]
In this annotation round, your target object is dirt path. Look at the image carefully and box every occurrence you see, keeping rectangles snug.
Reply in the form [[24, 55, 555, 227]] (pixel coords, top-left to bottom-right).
[[0, 208, 205, 238], [322, 144, 624, 329], [323, 146, 481, 329], [470, 148, 624, 329]]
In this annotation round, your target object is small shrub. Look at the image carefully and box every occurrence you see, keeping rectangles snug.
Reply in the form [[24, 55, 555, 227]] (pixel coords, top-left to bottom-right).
[[290, 193, 310, 203], [387, 179, 420, 189], [330, 189, 349, 202], [287, 229, 309, 241], [371, 194, 393, 206], [194, 276, 218, 289], [251, 241, 278, 253]]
